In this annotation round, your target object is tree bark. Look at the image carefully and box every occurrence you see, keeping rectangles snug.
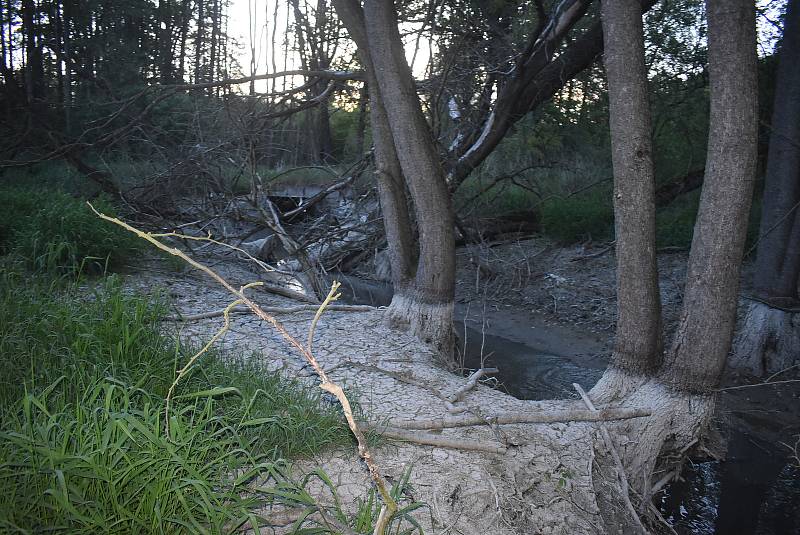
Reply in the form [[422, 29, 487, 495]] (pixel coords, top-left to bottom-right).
[[751, 0, 800, 302], [660, 0, 758, 393], [595, 0, 662, 394], [331, 0, 416, 297], [194, 0, 204, 85], [585, 2, 758, 523], [732, 0, 800, 376], [362, 0, 456, 359]]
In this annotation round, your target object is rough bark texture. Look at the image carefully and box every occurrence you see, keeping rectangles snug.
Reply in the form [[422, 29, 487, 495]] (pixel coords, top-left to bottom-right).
[[732, 0, 800, 376], [660, 0, 758, 393], [733, 302, 800, 375], [752, 0, 800, 302], [599, 0, 662, 383], [587, 2, 758, 522], [362, 0, 456, 358], [330, 0, 416, 290]]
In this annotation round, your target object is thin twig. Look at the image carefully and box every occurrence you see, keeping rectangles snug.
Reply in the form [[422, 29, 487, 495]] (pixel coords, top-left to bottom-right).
[[89, 204, 399, 533], [716, 379, 800, 392], [164, 296, 243, 436]]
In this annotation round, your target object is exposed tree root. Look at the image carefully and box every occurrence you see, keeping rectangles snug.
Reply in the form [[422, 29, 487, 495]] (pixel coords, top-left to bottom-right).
[[732, 301, 800, 376], [385, 293, 456, 364], [573, 383, 647, 534]]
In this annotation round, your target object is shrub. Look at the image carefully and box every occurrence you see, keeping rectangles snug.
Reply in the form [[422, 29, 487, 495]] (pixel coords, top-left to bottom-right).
[[655, 190, 700, 248], [540, 191, 614, 244], [0, 187, 142, 273]]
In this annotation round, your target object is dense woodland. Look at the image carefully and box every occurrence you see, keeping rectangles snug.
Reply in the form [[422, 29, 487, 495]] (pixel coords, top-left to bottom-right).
[[0, 0, 798, 533]]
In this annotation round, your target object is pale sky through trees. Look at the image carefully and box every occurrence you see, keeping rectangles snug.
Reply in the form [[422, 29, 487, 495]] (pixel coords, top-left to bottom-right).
[[223, 0, 784, 95], [226, 0, 434, 93]]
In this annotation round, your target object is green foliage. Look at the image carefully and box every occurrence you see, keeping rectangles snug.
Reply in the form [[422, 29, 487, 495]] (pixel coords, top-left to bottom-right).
[[655, 190, 701, 248], [540, 191, 614, 244], [330, 107, 367, 161], [254, 463, 425, 535], [0, 186, 142, 274], [0, 272, 373, 532]]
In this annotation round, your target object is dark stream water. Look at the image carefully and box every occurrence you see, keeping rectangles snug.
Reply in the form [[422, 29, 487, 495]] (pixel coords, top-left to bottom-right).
[[334, 276, 800, 534], [458, 324, 800, 535]]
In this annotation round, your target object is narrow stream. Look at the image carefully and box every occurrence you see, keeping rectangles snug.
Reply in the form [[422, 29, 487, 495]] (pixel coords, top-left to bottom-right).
[[457, 323, 799, 535], [334, 275, 799, 534]]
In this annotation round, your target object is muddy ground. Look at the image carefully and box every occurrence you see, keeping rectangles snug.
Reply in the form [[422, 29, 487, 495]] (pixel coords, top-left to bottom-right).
[[123, 236, 799, 534]]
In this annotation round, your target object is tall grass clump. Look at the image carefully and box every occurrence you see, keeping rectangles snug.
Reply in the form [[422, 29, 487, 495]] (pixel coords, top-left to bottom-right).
[[0, 186, 142, 273], [0, 271, 371, 532]]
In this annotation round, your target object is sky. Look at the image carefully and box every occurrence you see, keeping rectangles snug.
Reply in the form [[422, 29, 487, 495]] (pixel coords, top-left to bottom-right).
[[223, 0, 785, 94], [225, 0, 433, 93]]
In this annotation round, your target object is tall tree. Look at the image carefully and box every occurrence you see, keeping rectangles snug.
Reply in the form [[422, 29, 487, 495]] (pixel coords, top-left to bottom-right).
[[593, 0, 757, 522], [591, 0, 662, 401], [494, 1, 759, 528], [289, 0, 336, 162], [333, 0, 455, 359], [733, 0, 800, 376]]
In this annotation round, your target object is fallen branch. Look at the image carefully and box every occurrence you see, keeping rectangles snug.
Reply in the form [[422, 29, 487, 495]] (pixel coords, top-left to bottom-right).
[[375, 427, 507, 454], [90, 205, 399, 534], [283, 173, 357, 221], [387, 407, 651, 430], [166, 303, 375, 322], [573, 383, 647, 535], [447, 367, 499, 405]]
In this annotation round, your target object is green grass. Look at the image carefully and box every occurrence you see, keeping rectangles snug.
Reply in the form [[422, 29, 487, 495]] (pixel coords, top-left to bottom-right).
[[0, 269, 423, 533], [0, 186, 142, 274]]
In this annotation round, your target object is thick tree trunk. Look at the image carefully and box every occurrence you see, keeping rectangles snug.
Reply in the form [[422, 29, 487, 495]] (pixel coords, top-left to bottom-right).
[[589, 0, 757, 523], [732, 0, 800, 376], [362, 0, 456, 359], [733, 301, 800, 375], [331, 0, 416, 302], [330, 0, 414, 278], [592, 0, 662, 400], [751, 0, 800, 302], [659, 0, 757, 393]]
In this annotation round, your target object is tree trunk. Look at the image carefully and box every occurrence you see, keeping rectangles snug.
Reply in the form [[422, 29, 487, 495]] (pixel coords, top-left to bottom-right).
[[209, 0, 219, 92], [331, 0, 416, 299], [362, 0, 456, 360], [177, 0, 189, 80], [659, 0, 757, 393], [332, 0, 454, 360], [158, 0, 174, 83], [22, 0, 43, 103], [194, 0, 204, 85], [732, 0, 800, 376], [591, 0, 662, 400], [589, 0, 757, 524]]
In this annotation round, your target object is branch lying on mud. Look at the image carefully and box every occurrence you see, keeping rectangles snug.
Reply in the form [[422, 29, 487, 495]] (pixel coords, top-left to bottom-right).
[[447, 367, 499, 406], [387, 407, 651, 430], [89, 205, 399, 534], [573, 383, 647, 535], [374, 427, 508, 454], [166, 303, 375, 322]]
